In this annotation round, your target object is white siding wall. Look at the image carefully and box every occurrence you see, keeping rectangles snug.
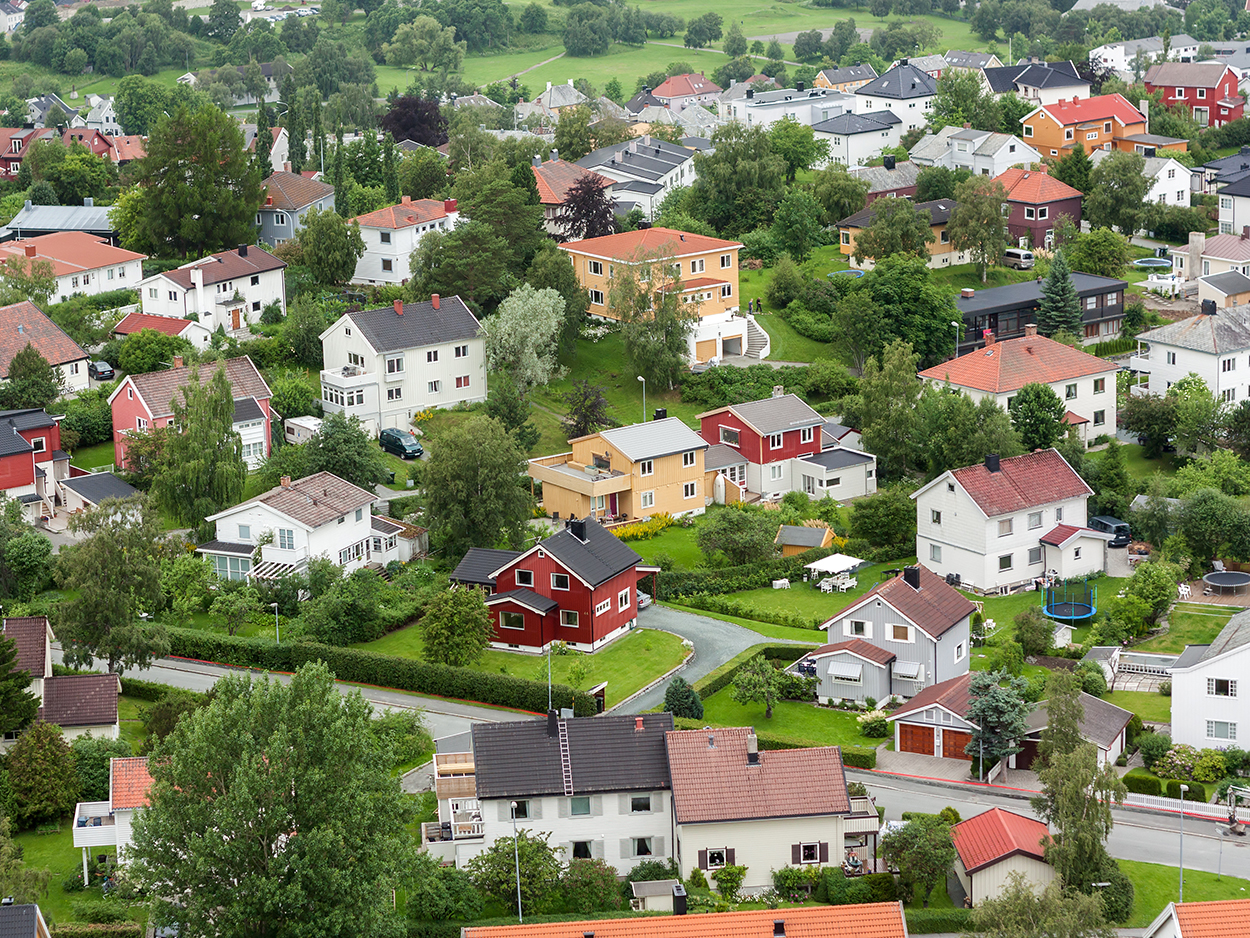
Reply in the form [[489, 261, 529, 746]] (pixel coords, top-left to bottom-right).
[[138, 268, 286, 332], [59, 360, 89, 393], [815, 125, 904, 167], [54, 258, 143, 303], [971, 854, 1056, 904], [1170, 643, 1250, 748], [1135, 339, 1250, 405], [352, 213, 460, 285], [854, 94, 935, 131], [675, 815, 848, 892], [926, 375, 1117, 443], [213, 501, 374, 573]]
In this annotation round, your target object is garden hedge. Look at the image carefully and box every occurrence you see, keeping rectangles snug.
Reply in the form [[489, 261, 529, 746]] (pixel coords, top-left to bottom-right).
[[672, 593, 823, 630], [1123, 774, 1162, 797], [692, 644, 817, 698], [51, 926, 143, 937], [1166, 779, 1207, 802], [165, 628, 596, 716], [656, 549, 837, 599], [905, 908, 972, 934]]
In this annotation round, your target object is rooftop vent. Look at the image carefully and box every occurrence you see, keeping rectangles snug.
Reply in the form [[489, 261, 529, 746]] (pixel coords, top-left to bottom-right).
[[903, 566, 921, 590]]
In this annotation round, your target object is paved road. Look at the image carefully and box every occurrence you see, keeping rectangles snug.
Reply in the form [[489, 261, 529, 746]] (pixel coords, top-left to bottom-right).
[[857, 771, 1250, 881]]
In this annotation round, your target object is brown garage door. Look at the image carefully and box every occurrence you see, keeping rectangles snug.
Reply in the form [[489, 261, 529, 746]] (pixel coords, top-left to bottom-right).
[[943, 729, 973, 761], [899, 722, 935, 756], [1017, 739, 1040, 771]]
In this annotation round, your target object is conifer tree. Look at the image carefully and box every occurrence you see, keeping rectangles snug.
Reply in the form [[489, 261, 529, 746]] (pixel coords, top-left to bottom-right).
[[1037, 250, 1083, 337]]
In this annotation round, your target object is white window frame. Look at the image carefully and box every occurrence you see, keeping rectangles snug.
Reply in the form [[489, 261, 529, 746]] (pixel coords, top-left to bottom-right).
[[589, 289, 605, 305], [683, 481, 697, 499], [278, 528, 295, 550], [588, 260, 603, 276], [889, 623, 913, 644], [1208, 678, 1238, 697], [719, 426, 740, 446], [930, 543, 942, 562], [639, 460, 654, 476], [1028, 511, 1042, 530], [769, 433, 783, 450], [682, 451, 696, 467], [769, 464, 783, 481], [640, 490, 655, 509], [1208, 720, 1238, 740], [552, 573, 570, 591], [1028, 546, 1043, 565], [560, 610, 579, 627], [998, 519, 1013, 537], [515, 569, 534, 588], [800, 426, 814, 444], [618, 587, 631, 611], [595, 598, 611, 616]]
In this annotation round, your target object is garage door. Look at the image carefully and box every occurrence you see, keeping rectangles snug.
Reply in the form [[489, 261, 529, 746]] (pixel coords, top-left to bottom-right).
[[899, 723, 935, 756], [695, 339, 718, 362], [1017, 739, 1040, 771], [943, 729, 973, 761]]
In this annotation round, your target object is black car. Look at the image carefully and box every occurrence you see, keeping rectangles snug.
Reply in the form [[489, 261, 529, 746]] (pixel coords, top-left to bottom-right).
[[1089, 515, 1132, 548], [379, 427, 424, 459], [88, 361, 115, 381]]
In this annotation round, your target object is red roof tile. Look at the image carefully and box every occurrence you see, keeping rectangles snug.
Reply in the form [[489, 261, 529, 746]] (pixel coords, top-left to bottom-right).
[[1062, 410, 1089, 425], [531, 159, 609, 205], [0, 300, 87, 373], [995, 167, 1083, 203], [262, 170, 335, 211], [561, 226, 741, 261], [889, 673, 973, 721], [0, 231, 145, 278], [108, 135, 146, 162], [110, 756, 154, 811], [665, 727, 851, 823], [1040, 523, 1083, 546], [113, 312, 193, 337], [1037, 93, 1145, 128], [40, 673, 118, 728], [162, 246, 285, 290], [1, 616, 49, 679], [812, 638, 896, 665], [918, 332, 1115, 393], [653, 73, 722, 98], [951, 807, 1050, 874], [949, 449, 1091, 517], [122, 356, 271, 420], [1171, 899, 1250, 937], [464, 904, 908, 938], [824, 566, 977, 639], [350, 197, 454, 230]]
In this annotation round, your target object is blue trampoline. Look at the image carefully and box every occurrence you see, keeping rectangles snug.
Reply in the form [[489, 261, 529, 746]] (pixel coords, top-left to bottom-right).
[[1042, 579, 1097, 622]]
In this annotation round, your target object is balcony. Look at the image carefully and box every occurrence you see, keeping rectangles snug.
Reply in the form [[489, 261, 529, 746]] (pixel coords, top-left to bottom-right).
[[845, 795, 880, 835], [73, 802, 118, 849], [1129, 354, 1151, 372], [321, 365, 376, 391], [528, 453, 634, 498], [421, 817, 484, 844]]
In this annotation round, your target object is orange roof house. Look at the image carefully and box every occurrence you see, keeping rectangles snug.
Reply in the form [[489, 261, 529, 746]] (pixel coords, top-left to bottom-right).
[[110, 756, 154, 811], [652, 72, 721, 111], [995, 165, 1083, 247], [350, 197, 458, 231], [1020, 93, 1186, 158], [951, 807, 1054, 904], [1145, 898, 1250, 938], [530, 158, 613, 236]]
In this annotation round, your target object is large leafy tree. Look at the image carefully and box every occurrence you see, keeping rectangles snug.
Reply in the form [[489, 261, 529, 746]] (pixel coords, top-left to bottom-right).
[[409, 224, 510, 314], [0, 632, 37, 738], [133, 105, 264, 258], [768, 116, 830, 182], [527, 241, 589, 356], [696, 509, 777, 565], [970, 873, 1115, 938], [881, 816, 955, 907], [0, 343, 63, 409], [1066, 227, 1130, 279], [467, 830, 564, 913], [71, 734, 135, 802], [420, 586, 493, 667], [561, 380, 611, 439], [689, 123, 787, 235], [259, 411, 391, 492], [916, 387, 1022, 479], [931, 68, 1001, 131], [559, 172, 617, 241], [55, 494, 167, 673], [610, 250, 698, 391], [6, 721, 79, 827], [730, 653, 783, 718], [422, 415, 532, 557], [300, 207, 366, 286], [408, 852, 483, 924], [949, 175, 1009, 283], [1086, 150, 1151, 235], [1052, 141, 1092, 198], [383, 16, 466, 72], [852, 196, 935, 265], [1010, 382, 1066, 451], [1036, 250, 1083, 337], [915, 165, 972, 203], [483, 284, 566, 393], [966, 668, 1031, 778], [858, 339, 921, 480], [811, 163, 870, 226], [151, 366, 247, 538], [131, 663, 415, 937], [452, 171, 545, 275], [771, 188, 825, 262]]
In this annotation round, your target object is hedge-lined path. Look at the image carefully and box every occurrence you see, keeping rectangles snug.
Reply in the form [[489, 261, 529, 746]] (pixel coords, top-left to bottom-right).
[[52, 644, 537, 740], [623, 604, 808, 713]]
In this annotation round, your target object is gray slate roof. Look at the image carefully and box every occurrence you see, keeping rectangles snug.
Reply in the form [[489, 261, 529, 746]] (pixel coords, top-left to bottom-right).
[[487, 588, 559, 614], [0, 202, 115, 241], [347, 296, 481, 354], [598, 417, 707, 462], [1027, 692, 1133, 749], [1171, 644, 1209, 670], [1130, 493, 1182, 510], [848, 160, 921, 193], [855, 62, 937, 99], [60, 472, 138, 505], [776, 524, 829, 548], [817, 64, 878, 85], [840, 198, 957, 229], [1201, 270, 1250, 296], [1137, 305, 1250, 354], [704, 442, 746, 471], [944, 50, 998, 69], [717, 393, 823, 435], [541, 518, 642, 587], [233, 396, 265, 423], [0, 408, 55, 431], [811, 110, 901, 136], [0, 424, 33, 457], [472, 712, 675, 798], [957, 273, 1128, 315], [449, 548, 522, 587], [983, 61, 1084, 95], [802, 448, 874, 470], [578, 138, 693, 183], [0, 903, 42, 938], [1198, 608, 1250, 664]]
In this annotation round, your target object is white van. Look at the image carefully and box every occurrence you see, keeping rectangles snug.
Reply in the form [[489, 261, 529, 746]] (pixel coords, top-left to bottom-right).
[[284, 415, 323, 445], [1003, 248, 1035, 270]]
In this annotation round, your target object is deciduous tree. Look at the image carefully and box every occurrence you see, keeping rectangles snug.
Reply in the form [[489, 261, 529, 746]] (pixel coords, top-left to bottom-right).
[[949, 175, 1009, 282], [696, 509, 777, 566], [970, 872, 1115, 938], [561, 380, 611, 439], [528, 241, 589, 356], [852, 196, 935, 264], [730, 653, 783, 718], [881, 816, 955, 907], [0, 632, 37, 738], [771, 188, 825, 262], [383, 16, 466, 73], [259, 411, 391, 493], [300, 207, 366, 286], [71, 734, 135, 802], [0, 815, 51, 902], [0, 342, 62, 409], [611, 250, 698, 390], [1086, 150, 1151, 234], [563, 858, 623, 913], [1066, 227, 1130, 279], [690, 123, 787, 235], [483, 284, 566, 393], [768, 116, 830, 182], [914, 165, 971, 202], [931, 69, 1001, 131], [1038, 669, 1086, 770], [559, 171, 617, 240], [858, 339, 921, 480], [467, 830, 564, 913], [419, 586, 493, 667], [811, 163, 870, 226], [408, 851, 483, 923], [1010, 382, 1066, 451]]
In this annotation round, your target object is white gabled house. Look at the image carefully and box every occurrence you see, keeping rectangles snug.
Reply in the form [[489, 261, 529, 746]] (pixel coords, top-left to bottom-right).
[[1091, 149, 1190, 209], [73, 756, 152, 882], [1168, 609, 1250, 749], [349, 197, 461, 285], [1130, 302, 1250, 404], [137, 244, 287, 333]]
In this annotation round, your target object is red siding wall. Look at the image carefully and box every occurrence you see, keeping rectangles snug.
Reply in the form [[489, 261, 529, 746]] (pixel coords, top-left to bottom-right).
[[0, 452, 34, 491], [698, 410, 821, 466], [1005, 195, 1083, 248], [1147, 69, 1245, 126], [110, 379, 154, 468]]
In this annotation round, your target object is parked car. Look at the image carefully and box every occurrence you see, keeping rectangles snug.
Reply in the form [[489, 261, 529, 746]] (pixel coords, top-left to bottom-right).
[[636, 589, 653, 609], [1002, 248, 1035, 270], [1089, 515, 1131, 548], [379, 427, 424, 459], [88, 361, 115, 381]]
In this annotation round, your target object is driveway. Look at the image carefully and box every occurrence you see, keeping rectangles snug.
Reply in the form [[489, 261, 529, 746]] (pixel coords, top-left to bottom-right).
[[625, 605, 815, 712]]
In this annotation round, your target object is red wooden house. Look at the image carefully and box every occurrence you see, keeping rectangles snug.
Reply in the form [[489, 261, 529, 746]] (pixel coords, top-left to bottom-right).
[[994, 166, 1083, 249], [0, 408, 70, 518], [450, 518, 658, 653], [696, 392, 825, 495], [1144, 62, 1244, 128]]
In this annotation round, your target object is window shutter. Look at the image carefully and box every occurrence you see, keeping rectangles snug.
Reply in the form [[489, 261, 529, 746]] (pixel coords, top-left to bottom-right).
[[592, 795, 603, 816], [530, 800, 543, 820], [791, 844, 801, 864], [726, 848, 736, 865], [558, 799, 570, 819], [653, 836, 665, 857], [592, 840, 604, 860], [497, 802, 511, 822], [698, 849, 708, 870], [819, 842, 829, 863], [620, 838, 634, 860]]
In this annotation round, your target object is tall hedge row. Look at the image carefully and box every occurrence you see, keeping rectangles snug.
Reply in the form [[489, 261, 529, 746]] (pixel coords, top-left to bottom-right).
[[165, 628, 596, 716], [905, 909, 972, 934], [51, 926, 144, 938], [1123, 774, 1162, 796]]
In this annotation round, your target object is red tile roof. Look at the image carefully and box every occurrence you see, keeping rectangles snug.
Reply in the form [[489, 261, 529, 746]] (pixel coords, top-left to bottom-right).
[[995, 167, 1083, 203], [1039, 523, 1085, 546], [40, 673, 119, 728], [665, 727, 851, 823], [1171, 899, 1250, 937], [824, 566, 977, 639], [890, 673, 973, 721], [110, 756, 154, 811], [262, 170, 335, 211], [653, 73, 722, 98], [122, 356, 271, 420], [350, 197, 454, 230], [0, 300, 87, 373], [464, 904, 908, 938], [561, 226, 741, 261], [109, 135, 146, 162], [1062, 410, 1089, 425], [950, 449, 1091, 517], [0, 231, 146, 278], [812, 638, 897, 665], [918, 332, 1115, 393], [531, 159, 609, 205], [113, 312, 193, 337], [951, 807, 1050, 874], [1037, 93, 1145, 128], [2, 616, 49, 679]]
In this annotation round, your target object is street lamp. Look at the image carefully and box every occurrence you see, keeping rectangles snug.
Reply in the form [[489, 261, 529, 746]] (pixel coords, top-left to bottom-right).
[[1180, 784, 1189, 903], [510, 801, 523, 923], [951, 320, 962, 360], [271, 602, 280, 645], [637, 376, 646, 423]]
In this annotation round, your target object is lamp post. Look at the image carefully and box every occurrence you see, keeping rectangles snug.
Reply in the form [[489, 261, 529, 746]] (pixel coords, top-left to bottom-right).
[[1180, 784, 1189, 902], [951, 320, 962, 360], [270, 602, 280, 644], [637, 375, 646, 422], [510, 801, 523, 923]]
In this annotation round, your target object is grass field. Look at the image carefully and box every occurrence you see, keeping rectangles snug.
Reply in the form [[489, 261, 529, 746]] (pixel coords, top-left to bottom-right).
[[1105, 689, 1172, 723], [627, 521, 704, 569], [700, 686, 867, 746], [1120, 443, 1181, 480], [726, 557, 918, 625], [355, 625, 688, 702], [67, 442, 115, 472], [1135, 603, 1238, 655], [1121, 859, 1250, 927], [13, 825, 147, 927]]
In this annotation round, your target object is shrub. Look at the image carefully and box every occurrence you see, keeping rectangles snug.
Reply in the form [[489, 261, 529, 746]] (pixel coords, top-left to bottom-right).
[[1192, 748, 1228, 783], [626, 858, 679, 883], [657, 548, 840, 600], [1123, 774, 1162, 796], [1094, 856, 1135, 923], [711, 864, 747, 901], [857, 709, 890, 738], [663, 677, 704, 720], [672, 592, 823, 630], [1160, 679, 1172, 697], [840, 745, 877, 769], [1138, 731, 1171, 770], [863, 871, 896, 902], [1127, 713, 1144, 747], [938, 806, 961, 826], [686, 867, 708, 889], [772, 864, 821, 900], [61, 869, 87, 892], [70, 899, 129, 924], [614, 513, 675, 542], [1014, 607, 1053, 657], [1074, 659, 1108, 697], [1166, 779, 1207, 802], [1155, 743, 1200, 780], [765, 256, 805, 309], [904, 908, 972, 934], [51, 927, 143, 938]]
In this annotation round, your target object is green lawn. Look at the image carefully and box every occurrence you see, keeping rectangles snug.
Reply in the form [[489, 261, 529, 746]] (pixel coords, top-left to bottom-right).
[[725, 558, 919, 627], [1135, 603, 1238, 655], [664, 601, 825, 642], [627, 522, 704, 570], [1119, 443, 1181, 481], [1121, 859, 1250, 927], [117, 695, 147, 754], [753, 313, 838, 364], [700, 686, 868, 747], [1105, 689, 1172, 723], [354, 626, 688, 704], [68, 442, 115, 472], [13, 826, 147, 927]]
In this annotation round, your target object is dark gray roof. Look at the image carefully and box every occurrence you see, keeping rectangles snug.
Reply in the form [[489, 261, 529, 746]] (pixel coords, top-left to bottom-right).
[[1027, 692, 1132, 749], [840, 198, 957, 229], [848, 160, 921, 193], [944, 50, 998, 69], [0, 425, 33, 457], [811, 110, 901, 136], [800, 447, 874, 470], [704, 442, 746, 471], [540, 518, 641, 588], [450, 548, 522, 587], [347, 297, 481, 354], [681, 136, 712, 150], [486, 588, 559, 615], [1203, 146, 1250, 175], [776, 525, 829, 548], [610, 179, 665, 195], [599, 417, 707, 462], [855, 62, 937, 99], [957, 273, 1128, 315], [625, 90, 664, 114], [60, 472, 138, 505], [817, 64, 878, 85], [0, 903, 41, 938], [577, 138, 693, 183], [1198, 609, 1250, 664], [472, 712, 676, 798], [196, 540, 254, 555], [822, 421, 855, 445], [983, 61, 1083, 94], [0, 408, 55, 430], [1082, 646, 1118, 662], [1202, 270, 1250, 296], [1171, 644, 1209, 670], [719, 393, 823, 435], [0, 202, 116, 241], [1121, 133, 1189, 147], [232, 396, 265, 423]]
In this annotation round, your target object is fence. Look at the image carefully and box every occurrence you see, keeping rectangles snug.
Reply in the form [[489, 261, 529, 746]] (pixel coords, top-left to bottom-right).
[[1125, 792, 1246, 821], [1117, 659, 1174, 676]]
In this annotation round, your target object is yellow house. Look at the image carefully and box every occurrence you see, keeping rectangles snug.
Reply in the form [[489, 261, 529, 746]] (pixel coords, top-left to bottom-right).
[[528, 417, 711, 522], [558, 227, 750, 363], [813, 64, 879, 93], [837, 198, 969, 270]]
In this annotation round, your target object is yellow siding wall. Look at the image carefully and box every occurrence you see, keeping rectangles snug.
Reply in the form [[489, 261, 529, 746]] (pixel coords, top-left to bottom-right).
[[557, 433, 707, 519], [676, 815, 848, 892], [971, 855, 1056, 904], [563, 246, 740, 321]]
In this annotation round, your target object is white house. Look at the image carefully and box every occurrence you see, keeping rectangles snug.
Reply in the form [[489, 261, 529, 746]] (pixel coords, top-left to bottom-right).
[[918, 326, 1120, 445], [981, 61, 1089, 106], [349, 197, 460, 285], [577, 137, 697, 195], [0, 300, 90, 393], [1091, 149, 1190, 208], [1145, 899, 1250, 938], [319, 296, 486, 435], [424, 713, 676, 871], [198, 471, 379, 581], [854, 61, 937, 131], [1170, 231, 1250, 282], [243, 124, 289, 175], [1217, 175, 1250, 234], [1130, 302, 1250, 403], [72, 756, 153, 883], [0, 231, 145, 304], [951, 808, 1054, 905], [1168, 609, 1250, 749], [1089, 34, 1201, 74], [0, 2, 23, 34], [812, 111, 903, 167], [727, 87, 857, 130], [137, 244, 287, 333], [909, 126, 1041, 176], [112, 311, 213, 349], [912, 449, 1104, 593], [84, 98, 119, 134]]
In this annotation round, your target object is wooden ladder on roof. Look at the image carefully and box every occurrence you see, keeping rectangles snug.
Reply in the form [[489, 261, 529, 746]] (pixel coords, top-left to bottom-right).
[[558, 720, 573, 796]]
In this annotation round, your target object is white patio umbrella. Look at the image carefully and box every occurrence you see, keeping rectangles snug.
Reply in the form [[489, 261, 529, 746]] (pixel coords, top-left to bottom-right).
[[803, 553, 864, 576]]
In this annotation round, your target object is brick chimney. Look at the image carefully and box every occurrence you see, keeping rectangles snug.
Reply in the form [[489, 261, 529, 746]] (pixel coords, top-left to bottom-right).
[[635, 716, 644, 732], [281, 475, 291, 487], [431, 294, 440, 310], [444, 198, 457, 214], [1037, 164, 1049, 175], [1025, 323, 1038, 337], [983, 329, 995, 346], [22, 244, 34, 258], [960, 287, 975, 299], [393, 299, 404, 316], [173, 355, 184, 368]]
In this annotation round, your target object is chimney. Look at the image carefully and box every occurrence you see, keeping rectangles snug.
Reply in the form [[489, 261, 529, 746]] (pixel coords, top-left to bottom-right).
[[773, 921, 786, 938], [568, 517, 586, 541], [903, 566, 921, 590], [84, 197, 92, 207], [635, 716, 644, 732], [884, 154, 896, 170], [265, 195, 273, 206], [392, 299, 405, 316], [173, 355, 184, 368], [401, 195, 411, 205], [547, 708, 559, 736], [431, 294, 440, 310], [672, 883, 687, 915], [547, 81, 552, 91], [22, 244, 34, 258], [1139, 98, 1149, 134], [708, 734, 716, 748], [239, 243, 249, 257], [1202, 298, 1218, 315], [772, 385, 784, 398], [1242, 226, 1249, 241], [444, 198, 457, 213], [796, 80, 805, 92], [900, 58, 909, 66], [1025, 323, 1038, 337], [551, 149, 559, 162], [985, 453, 1001, 473], [23, 200, 30, 208], [747, 733, 759, 765], [960, 287, 975, 299], [1242, 145, 1250, 155], [532, 155, 541, 167], [963, 122, 971, 129], [280, 475, 291, 487], [1188, 231, 1205, 282], [983, 329, 995, 346], [1037, 164, 1048, 175], [654, 408, 667, 420]]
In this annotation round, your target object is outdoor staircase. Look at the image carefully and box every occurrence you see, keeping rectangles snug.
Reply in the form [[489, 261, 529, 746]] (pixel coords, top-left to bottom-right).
[[365, 561, 392, 581], [558, 720, 573, 795], [745, 315, 769, 360]]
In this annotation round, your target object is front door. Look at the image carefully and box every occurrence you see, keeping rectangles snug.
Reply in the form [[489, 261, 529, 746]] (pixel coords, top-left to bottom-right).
[[231, 307, 241, 330]]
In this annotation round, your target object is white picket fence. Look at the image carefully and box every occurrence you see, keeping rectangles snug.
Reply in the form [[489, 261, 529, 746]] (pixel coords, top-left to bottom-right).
[[1125, 791, 1248, 821]]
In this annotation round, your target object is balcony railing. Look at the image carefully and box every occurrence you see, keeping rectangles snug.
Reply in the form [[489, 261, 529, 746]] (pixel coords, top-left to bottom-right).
[[421, 818, 484, 844], [73, 801, 118, 849], [320, 366, 377, 391], [1129, 354, 1151, 371]]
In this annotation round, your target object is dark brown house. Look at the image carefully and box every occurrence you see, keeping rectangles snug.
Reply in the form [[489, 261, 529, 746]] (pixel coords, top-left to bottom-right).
[[995, 166, 1083, 249]]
